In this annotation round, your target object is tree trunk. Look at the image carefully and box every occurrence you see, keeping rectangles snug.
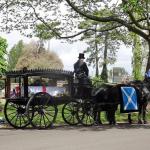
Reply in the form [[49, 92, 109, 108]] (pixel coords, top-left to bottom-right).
[[146, 40, 150, 73], [101, 32, 108, 82], [95, 41, 99, 77], [132, 34, 142, 80], [95, 54, 99, 77], [95, 25, 99, 77]]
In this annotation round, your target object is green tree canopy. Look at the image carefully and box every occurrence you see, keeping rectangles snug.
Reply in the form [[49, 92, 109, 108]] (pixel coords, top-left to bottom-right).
[[79, 17, 130, 80], [34, 22, 61, 40], [8, 40, 24, 70], [0, 36, 8, 74], [0, 0, 150, 72]]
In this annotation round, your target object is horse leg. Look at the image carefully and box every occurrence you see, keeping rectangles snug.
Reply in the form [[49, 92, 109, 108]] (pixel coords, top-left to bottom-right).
[[106, 111, 112, 125], [138, 113, 143, 124], [105, 105, 112, 125], [128, 113, 132, 124], [108, 110, 116, 125], [107, 107, 116, 125], [93, 105, 102, 125], [143, 103, 148, 124], [93, 111, 102, 125], [112, 109, 116, 125], [93, 110, 99, 125], [97, 111, 102, 125], [93, 110, 98, 125], [111, 105, 118, 125], [138, 104, 143, 124]]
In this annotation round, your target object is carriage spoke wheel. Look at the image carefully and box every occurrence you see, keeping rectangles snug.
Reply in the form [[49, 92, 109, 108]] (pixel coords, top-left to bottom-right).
[[26, 92, 57, 129], [77, 101, 95, 126], [4, 100, 29, 129], [62, 101, 79, 125]]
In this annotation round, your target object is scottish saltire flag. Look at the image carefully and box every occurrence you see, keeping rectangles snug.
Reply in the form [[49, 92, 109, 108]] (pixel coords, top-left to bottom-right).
[[121, 87, 138, 111]]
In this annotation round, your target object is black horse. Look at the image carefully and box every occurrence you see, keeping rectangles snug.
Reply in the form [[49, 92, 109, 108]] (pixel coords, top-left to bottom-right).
[[74, 73, 150, 125], [129, 80, 150, 124], [93, 80, 150, 125]]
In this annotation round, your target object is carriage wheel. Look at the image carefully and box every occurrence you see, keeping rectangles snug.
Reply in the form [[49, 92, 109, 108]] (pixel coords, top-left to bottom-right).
[[62, 101, 79, 125], [26, 92, 57, 129], [76, 101, 95, 126], [4, 100, 30, 129]]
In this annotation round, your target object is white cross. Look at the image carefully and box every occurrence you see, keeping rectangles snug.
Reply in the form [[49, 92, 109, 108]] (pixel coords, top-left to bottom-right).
[[121, 87, 138, 110]]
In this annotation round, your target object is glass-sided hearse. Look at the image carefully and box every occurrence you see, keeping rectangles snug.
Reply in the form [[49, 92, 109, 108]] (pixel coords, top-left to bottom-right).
[[3, 68, 74, 129]]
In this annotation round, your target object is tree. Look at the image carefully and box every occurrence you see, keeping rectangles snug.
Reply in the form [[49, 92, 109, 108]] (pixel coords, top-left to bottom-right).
[[34, 7, 131, 82], [0, 36, 7, 74], [141, 39, 149, 74], [33, 22, 61, 40], [79, 21, 101, 77], [132, 34, 143, 80], [82, 30, 119, 81], [15, 41, 64, 70], [100, 32, 109, 82], [79, 18, 127, 81], [8, 40, 24, 70], [0, 0, 150, 72], [64, 0, 150, 72]]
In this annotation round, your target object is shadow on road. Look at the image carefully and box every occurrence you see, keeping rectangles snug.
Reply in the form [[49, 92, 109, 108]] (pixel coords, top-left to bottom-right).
[[1, 123, 150, 131], [52, 123, 150, 131]]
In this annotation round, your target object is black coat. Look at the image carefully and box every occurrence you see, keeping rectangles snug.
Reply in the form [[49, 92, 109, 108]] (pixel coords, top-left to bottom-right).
[[74, 60, 89, 76]]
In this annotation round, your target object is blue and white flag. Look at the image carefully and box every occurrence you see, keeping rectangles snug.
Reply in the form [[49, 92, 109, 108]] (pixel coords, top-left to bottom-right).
[[121, 87, 138, 111]]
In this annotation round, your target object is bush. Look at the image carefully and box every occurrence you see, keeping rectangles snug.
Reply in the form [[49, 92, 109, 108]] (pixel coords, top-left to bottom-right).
[[91, 76, 105, 88]]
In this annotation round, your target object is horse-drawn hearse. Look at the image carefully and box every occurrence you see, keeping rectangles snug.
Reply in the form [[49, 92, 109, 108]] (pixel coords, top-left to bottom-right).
[[2, 68, 150, 129], [3, 68, 77, 129]]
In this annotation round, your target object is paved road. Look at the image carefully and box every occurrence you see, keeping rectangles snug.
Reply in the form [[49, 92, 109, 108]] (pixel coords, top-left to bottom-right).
[[0, 124, 150, 150]]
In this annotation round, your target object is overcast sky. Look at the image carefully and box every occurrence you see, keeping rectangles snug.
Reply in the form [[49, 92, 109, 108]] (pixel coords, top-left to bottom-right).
[[0, 31, 132, 76]]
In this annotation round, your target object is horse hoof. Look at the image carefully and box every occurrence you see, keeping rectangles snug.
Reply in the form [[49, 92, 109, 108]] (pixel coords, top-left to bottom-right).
[[112, 122, 116, 125], [94, 121, 102, 126], [109, 122, 116, 125], [138, 120, 143, 124], [129, 121, 132, 124], [97, 122, 102, 125], [109, 122, 112, 125]]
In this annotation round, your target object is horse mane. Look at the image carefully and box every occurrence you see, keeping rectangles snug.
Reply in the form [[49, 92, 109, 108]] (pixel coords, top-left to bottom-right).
[[129, 80, 143, 84]]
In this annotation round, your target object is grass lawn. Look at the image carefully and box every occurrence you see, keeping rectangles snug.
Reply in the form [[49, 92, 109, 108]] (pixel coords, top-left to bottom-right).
[[0, 101, 4, 118], [1, 101, 150, 125]]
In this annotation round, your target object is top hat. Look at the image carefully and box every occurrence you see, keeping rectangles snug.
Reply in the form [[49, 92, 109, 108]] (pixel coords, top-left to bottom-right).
[[78, 53, 85, 59]]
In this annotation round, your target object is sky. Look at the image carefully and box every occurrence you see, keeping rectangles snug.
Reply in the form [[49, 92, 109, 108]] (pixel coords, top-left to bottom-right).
[[0, 31, 133, 76]]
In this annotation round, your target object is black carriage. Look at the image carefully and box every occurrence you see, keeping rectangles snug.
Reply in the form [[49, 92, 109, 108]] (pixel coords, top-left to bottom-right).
[[3, 68, 144, 129], [3, 68, 79, 129]]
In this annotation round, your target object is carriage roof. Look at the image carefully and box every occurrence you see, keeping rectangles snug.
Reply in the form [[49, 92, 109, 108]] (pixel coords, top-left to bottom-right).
[[5, 68, 74, 80]]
